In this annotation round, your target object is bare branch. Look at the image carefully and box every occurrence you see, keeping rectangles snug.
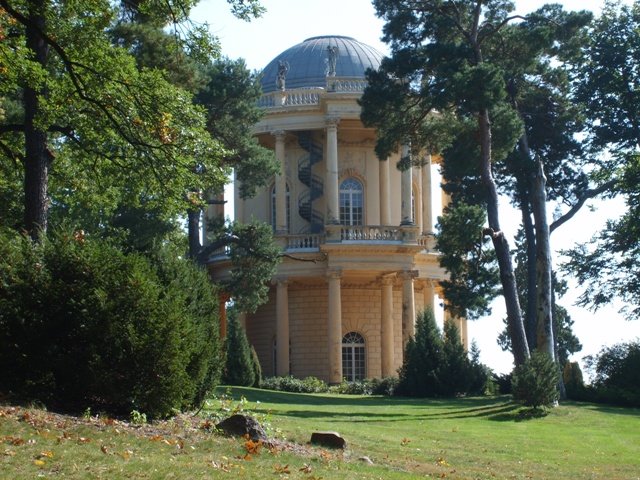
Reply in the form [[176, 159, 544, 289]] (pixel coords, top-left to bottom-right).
[[550, 180, 617, 233]]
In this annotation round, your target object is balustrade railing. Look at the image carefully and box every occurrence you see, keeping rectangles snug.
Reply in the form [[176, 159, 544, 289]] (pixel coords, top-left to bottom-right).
[[336, 225, 403, 242], [326, 77, 368, 93], [286, 234, 324, 250], [257, 77, 369, 109]]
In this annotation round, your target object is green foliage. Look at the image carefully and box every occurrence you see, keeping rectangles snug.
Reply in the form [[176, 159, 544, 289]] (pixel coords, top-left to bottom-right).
[[511, 351, 560, 409], [259, 376, 328, 394], [223, 313, 255, 387], [582, 340, 640, 407], [0, 229, 221, 418], [250, 345, 262, 388], [205, 219, 281, 313], [195, 58, 278, 199], [563, 361, 585, 400], [396, 309, 445, 397], [396, 310, 490, 397], [436, 202, 500, 320], [563, 2, 640, 319]]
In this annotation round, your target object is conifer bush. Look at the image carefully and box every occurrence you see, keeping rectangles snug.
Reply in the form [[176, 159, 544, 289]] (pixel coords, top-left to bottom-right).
[[396, 309, 490, 397], [223, 313, 256, 387], [0, 229, 221, 418], [511, 351, 560, 409]]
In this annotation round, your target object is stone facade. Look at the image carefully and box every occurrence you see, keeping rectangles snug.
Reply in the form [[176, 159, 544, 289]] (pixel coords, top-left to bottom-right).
[[207, 35, 466, 383]]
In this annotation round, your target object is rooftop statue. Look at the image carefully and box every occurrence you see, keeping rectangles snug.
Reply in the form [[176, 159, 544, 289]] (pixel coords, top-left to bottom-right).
[[276, 60, 290, 91], [326, 45, 338, 77]]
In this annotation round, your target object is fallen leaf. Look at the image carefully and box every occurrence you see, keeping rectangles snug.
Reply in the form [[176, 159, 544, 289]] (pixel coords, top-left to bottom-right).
[[273, 463, 291, 474], [38, 451, 54, 458], [77, 437, 91, 444], [33, 459, 46, 466], [101, 445, 109, 454], [401, 438, 411, 446], [244, 438, 262, 454], [121, 449, 133, 460], [299, 463, 312, 473]]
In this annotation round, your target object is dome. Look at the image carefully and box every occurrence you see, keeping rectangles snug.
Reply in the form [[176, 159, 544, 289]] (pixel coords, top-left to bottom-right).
[[260, 35, 384, 93]]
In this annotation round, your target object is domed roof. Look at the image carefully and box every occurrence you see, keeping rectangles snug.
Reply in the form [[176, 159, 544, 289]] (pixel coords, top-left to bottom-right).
[[260, 35, 384, 93]]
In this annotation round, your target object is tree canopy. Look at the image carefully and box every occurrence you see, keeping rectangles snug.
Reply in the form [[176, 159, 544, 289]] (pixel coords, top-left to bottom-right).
[[362, 0, 605, 367]]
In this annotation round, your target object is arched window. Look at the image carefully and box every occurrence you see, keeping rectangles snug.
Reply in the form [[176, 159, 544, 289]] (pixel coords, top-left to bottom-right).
[[271, 184, 290, 233], [342, 332, 366, 381], [339, 178, 363, 226]]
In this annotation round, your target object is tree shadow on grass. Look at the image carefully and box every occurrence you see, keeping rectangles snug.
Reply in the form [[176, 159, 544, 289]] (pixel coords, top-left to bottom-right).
[[489, 406, 549, 422]]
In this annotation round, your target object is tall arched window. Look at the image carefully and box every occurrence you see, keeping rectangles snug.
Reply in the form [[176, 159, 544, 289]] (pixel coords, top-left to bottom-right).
[[271, 184, 290, 233], [342, 332, 366, 381], [339, 178, 363, 226]]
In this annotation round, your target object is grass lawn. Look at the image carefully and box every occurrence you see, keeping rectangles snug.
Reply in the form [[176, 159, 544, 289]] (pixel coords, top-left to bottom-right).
[[1, 388, 639, 479]]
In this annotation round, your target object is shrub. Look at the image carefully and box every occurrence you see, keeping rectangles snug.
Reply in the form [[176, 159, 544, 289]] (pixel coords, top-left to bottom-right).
[[563, 361, 586, 400], [492, 372, 513, 394], [330, 379, 374, 395], [583, 340, 640, 407], [259, 376, 328, 393], [396, 309, 490, 397], [396, 309, 445, 396], [250, 346, 262, 388], [0, 229, 221, 418], [511, 351, 560, 409], [370, 376, 399, 396], [223, 312, 255, 387], [467, 341, 492, 395]]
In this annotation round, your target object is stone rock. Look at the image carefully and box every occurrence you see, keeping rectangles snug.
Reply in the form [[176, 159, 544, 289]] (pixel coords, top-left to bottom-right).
[[310, 431, 346, 449], [216, 414, 268, 442]]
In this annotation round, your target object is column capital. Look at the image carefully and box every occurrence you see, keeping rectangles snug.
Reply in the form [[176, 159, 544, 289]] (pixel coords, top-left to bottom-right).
[[325, 116, 340, 128], [272, 275, 289, 286], [379, 273, 396, 286], [271, 130, 287, 140], [326, 268, 342, 280], [400, 269, 419, 280]]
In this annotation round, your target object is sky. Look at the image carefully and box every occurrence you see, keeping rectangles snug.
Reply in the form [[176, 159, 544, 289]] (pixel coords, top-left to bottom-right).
[[189, 0, 640, 376]]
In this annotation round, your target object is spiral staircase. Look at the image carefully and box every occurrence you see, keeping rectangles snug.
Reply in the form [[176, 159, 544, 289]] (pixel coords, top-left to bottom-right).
[[297, 131, 324, 233]]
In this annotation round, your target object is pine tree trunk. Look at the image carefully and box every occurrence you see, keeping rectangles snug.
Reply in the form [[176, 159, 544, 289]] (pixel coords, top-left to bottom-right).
[[518, 187, 538, 351], [23, 0, 51, 239], [532, 160, 555, 359], [479, 109, 530, 366], [519, 134, 555, 360]]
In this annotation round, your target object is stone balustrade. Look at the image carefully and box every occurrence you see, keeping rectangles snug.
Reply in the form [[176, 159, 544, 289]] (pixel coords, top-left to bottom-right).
[[257, 77, 368, 110], [207, 227, 432, 263], [286, 234, 324, 250]]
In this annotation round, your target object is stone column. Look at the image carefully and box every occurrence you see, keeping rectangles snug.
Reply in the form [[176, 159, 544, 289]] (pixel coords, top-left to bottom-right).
[[380, 275, 395, 377], [421, 154, 433, 234], [423, 280, 435, 315], [274, 131, 287, 234], [327, 269, 343, 383], [276, 278, 290, 376], [401, 270, 418, 346], [379, 158, 391, 225], [325, 118, 340, 224], [400, 144, 413, 225]]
